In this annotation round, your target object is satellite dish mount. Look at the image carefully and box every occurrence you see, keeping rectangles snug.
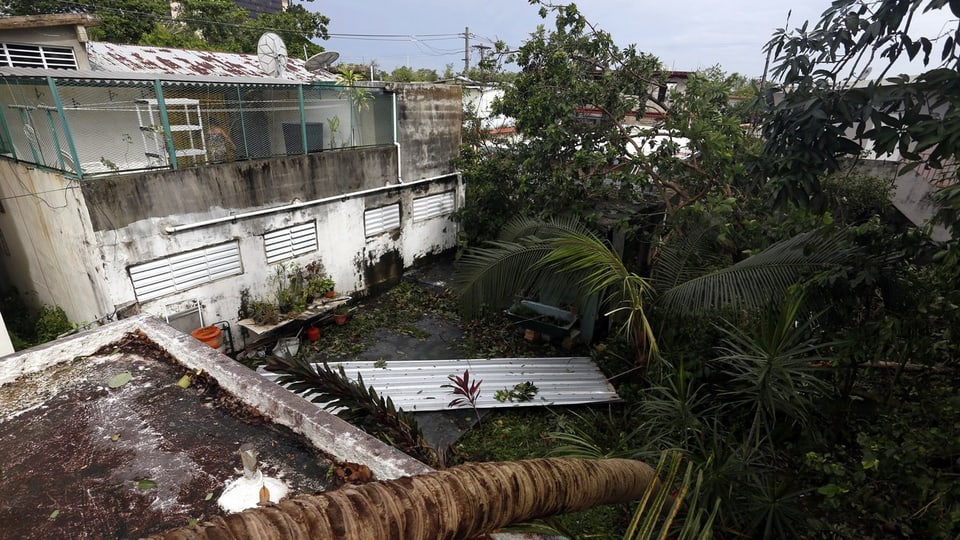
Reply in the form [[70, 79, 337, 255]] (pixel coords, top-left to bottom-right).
[[257, 32, 288, 78]]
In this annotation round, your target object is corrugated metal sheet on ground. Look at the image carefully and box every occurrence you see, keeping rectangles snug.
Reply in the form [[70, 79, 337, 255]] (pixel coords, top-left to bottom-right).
[[260, 357, 620, 412]]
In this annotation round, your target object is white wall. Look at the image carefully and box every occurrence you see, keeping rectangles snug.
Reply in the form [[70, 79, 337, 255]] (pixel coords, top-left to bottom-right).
[[91, 177, 459, 340], [0, 161, 108, 323]]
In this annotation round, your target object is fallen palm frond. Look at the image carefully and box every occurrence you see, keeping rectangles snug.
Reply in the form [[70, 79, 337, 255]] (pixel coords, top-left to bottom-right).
[[266, 355, 437, 466]]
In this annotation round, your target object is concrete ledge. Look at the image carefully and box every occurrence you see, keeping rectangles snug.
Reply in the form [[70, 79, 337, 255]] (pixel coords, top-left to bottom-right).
[[0, 314, 432, 480]]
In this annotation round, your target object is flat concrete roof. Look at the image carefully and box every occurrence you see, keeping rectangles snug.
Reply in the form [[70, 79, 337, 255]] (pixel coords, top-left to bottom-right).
[[0, 315, 430, 537]]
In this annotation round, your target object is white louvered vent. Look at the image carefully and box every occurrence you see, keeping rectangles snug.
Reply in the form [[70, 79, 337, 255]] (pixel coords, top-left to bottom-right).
[[364, 203, 401, 237], [129, 241, 242, 302], [0, 43, 78, 69], [413, 191, 456, 222], [264, 221, 317, 264]]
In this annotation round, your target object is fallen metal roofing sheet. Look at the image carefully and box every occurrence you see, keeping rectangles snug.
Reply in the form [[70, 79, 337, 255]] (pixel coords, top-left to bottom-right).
[[260, 357, 620, 412]]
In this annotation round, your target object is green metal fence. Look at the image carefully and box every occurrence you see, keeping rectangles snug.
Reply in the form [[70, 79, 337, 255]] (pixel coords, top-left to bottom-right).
[[0, 76, 394, 179]]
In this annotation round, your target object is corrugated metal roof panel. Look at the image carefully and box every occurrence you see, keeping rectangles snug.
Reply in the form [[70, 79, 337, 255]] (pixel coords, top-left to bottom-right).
[[85, 41, 336, 82], [260, 357, 620, 412]]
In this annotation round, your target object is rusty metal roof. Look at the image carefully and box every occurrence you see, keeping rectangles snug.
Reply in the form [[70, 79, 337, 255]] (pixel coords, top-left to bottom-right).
[[86, 41, 335, 82], [261, 356, 621, 412]]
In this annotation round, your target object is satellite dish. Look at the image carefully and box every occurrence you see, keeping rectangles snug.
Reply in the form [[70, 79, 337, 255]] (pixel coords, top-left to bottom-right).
[[257, 32, 288, 78], [304, 51, 340, 73]]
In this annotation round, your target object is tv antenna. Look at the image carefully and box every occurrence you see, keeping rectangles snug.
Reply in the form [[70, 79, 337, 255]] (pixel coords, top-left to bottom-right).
[[257, 32, 288, 78], [304, 51, 340, 74]]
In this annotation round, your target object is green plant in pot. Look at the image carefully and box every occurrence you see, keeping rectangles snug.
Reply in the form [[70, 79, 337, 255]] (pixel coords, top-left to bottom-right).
[[333, 304, 349, 325], [249, 300, 279, 325], [321, 277, 336, 298]]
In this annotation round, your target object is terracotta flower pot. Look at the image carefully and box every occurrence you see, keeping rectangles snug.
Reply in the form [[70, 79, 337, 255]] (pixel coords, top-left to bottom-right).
[[325, 290, 336, 299], [306, 326, 321, 342], [334, 314, 347, 326]]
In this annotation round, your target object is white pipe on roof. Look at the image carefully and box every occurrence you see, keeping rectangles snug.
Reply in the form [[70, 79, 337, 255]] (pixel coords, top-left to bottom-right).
[[163, 173, 459, 234]]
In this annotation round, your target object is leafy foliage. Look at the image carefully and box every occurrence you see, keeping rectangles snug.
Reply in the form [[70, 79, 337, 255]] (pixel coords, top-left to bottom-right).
[[762, 0, 960, 220], [444, 369, 483, 425], [0, 0, 168, 44], [2, 0, 330, 56]]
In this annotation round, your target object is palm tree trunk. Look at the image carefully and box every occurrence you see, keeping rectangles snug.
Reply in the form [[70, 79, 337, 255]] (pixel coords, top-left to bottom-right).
[[152, 457, 657, 540]]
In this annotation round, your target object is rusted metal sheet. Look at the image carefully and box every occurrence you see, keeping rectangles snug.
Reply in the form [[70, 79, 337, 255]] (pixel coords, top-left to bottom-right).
[[86, 41, 335, 82], [261, 357, 621, 411]]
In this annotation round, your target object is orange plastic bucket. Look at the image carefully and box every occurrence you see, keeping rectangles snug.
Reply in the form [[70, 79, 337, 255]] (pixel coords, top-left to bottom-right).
[[191, 325, 222, 349]]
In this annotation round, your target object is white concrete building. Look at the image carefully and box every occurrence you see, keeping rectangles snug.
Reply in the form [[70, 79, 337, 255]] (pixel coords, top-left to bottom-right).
[[0, 15, 463, 349]]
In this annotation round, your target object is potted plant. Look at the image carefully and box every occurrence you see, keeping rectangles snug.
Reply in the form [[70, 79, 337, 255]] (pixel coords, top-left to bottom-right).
[[333, 305, 349, 325], [308, 276, 335, 299]]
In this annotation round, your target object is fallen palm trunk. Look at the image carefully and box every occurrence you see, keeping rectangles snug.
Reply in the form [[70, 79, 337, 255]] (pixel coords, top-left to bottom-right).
[[153, 457, 657, 540]]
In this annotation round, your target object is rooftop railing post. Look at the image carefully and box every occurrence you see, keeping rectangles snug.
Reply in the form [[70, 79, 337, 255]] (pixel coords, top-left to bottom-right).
[[47, 77, 83, 179], [0, 92, 18, 161], [153, 80, 178, 170], [236, 85, 249, 159], [297, 85, 307, 154]]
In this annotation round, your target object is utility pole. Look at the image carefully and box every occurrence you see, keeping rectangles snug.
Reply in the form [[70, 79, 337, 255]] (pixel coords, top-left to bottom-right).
[[463, 27, 470, 76]]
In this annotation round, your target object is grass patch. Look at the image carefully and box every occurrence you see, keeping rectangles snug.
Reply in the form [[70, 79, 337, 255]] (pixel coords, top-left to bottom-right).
[[454, 409, 560, 462]]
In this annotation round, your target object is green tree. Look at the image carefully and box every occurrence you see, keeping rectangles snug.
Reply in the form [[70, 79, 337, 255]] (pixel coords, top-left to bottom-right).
[[384, 66, 440, 82], [246, 3, 330, 57], [761, 0, 960, 222], [1, 0, 329, 55], [454, 3, 762, 248], [0, 0, 167, 44], [491, 3, 664, 217]]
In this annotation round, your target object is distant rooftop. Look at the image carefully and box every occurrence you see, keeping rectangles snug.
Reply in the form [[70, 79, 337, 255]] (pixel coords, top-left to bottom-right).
[[0, 13, 100, 30]]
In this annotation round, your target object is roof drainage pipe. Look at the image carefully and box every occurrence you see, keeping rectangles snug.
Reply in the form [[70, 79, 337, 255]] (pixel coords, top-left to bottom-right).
[[163, 173, 457, 234], [393, 91, 402, 184]]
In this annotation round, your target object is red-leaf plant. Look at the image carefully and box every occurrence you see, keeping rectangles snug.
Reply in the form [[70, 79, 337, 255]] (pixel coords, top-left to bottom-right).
[[444, 369, 482, 427]]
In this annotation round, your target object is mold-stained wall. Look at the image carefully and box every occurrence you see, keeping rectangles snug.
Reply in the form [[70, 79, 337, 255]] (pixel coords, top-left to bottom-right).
[[395, 84, 463, 181], [0, 161, 109, 321]]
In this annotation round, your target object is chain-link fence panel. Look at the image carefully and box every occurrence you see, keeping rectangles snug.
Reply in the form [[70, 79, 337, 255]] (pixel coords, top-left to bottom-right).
[[52, 79, 158, 177], [0, 77, 398, 177]]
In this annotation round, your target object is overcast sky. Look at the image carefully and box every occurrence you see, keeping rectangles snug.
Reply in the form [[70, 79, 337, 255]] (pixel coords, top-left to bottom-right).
[[308, 1, 954, 79]]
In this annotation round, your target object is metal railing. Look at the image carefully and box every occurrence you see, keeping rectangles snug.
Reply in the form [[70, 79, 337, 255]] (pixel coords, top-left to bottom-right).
[[0, 75, 395, 179]]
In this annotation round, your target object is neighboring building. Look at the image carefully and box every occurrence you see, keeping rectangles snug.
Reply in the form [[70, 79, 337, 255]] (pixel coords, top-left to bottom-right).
[[234, 0, 288, 15], [460, 82, 516, 144], [0, 15, 463, 346]]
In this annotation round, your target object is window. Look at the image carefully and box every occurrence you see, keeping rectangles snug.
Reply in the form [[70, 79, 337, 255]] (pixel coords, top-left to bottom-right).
[[364, 203, 401, 237], [129, 241, 242, 302], [0, 43, 78, 69], [263, 221, 317, 264], [413, 191, 455, 222]]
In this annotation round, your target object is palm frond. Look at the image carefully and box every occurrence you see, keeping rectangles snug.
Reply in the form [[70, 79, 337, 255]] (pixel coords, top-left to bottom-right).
[[652, 222, 724, 295], [499, 214, 594, 242], [453, 239, 554, 318], [659, 229, 857, 316], [623, 450, 720, 540], [540, 229, 660, 362]]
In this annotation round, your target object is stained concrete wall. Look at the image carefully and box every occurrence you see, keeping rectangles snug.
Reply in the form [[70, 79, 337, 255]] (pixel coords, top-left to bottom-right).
[[92, 174, 459, 339], [394, 83, 462, 181], [80, 147, 398, 232], [0, 161, 109, 323]]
